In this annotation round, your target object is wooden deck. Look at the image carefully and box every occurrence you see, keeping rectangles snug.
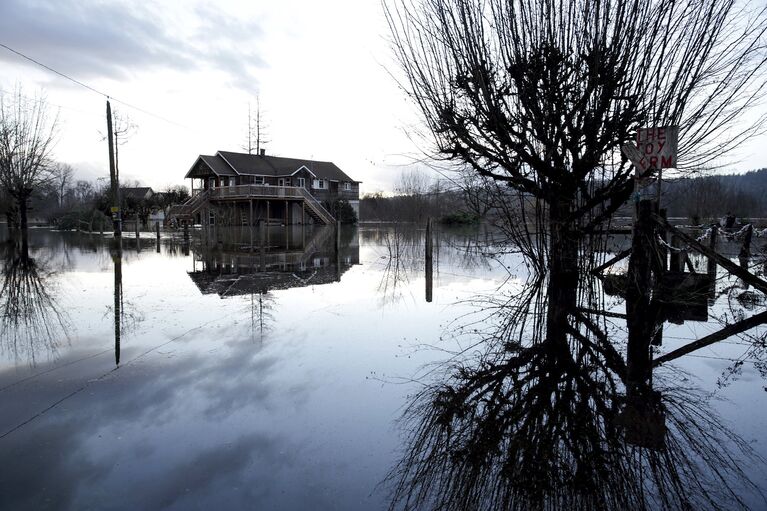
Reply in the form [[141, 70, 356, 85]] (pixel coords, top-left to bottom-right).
[[169, 185, 336, 225], [210, 184, 304, 200]]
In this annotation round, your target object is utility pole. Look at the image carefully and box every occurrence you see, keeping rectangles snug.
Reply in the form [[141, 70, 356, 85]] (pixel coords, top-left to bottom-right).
[[106, 100, 121, 237]]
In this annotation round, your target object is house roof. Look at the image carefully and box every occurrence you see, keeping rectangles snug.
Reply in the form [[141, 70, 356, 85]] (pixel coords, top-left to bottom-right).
[[121, 187, 154, 200], [185, 155, 237, 178], [185, 151, 358, 182]]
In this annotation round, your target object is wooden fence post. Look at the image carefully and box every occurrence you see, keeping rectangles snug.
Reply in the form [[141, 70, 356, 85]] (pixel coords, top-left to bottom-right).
[[669, 234, 681, 272], [425, 218, 433, 303], [707, 225, 718, 278], [739, 224, 753, 258]]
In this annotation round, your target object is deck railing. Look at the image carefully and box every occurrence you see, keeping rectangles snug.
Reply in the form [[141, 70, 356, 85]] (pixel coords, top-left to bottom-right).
[[169, 189, 210, 217], [210, 184, 304, 199], [297, 188, 335, 224]]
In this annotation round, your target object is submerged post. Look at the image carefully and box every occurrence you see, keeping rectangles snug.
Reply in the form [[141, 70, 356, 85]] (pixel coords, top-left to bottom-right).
[[425, 217, 433, 303], [739, 224, 753, 259], [335, 220, 341, 282], [285, 224, 290, 251], [249, 199, 254, 251], [707, 224, 718, 278], [259, 219, 266, 272], [135, 215, 140, 251], [336, 219, 341, 253], [707, 224, 719, 302], [658, 208, 668, 272], [669, 234, 681, 272]]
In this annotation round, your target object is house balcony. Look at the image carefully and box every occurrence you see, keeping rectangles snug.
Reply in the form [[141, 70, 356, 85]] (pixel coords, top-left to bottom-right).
[[209, 184, 306, 201]]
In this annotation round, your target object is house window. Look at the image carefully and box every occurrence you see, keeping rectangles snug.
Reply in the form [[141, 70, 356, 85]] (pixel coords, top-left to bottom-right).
[[229, 177, 236, 186], [298, 177, 306, 188], [312, 179, 326, 189], [343, 182, 351, 191], [254, 176, 264, 185]]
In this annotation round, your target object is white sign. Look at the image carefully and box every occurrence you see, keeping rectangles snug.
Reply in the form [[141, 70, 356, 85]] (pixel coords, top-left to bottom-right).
[[633, 126, 678, 175]]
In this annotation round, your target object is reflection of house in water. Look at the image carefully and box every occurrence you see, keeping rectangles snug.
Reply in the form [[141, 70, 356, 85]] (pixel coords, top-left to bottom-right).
[[188, 225, 360, 297]]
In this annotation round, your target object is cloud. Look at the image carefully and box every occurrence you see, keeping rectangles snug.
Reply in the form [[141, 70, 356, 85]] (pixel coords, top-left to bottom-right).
[[0, 0, 268, 92]]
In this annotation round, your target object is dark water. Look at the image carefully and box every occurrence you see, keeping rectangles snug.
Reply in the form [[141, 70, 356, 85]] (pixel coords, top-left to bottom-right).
[[0, 225, 765, 510]]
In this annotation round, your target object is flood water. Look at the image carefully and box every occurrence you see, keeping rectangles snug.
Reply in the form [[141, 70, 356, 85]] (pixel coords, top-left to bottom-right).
[[0, 224, 765, 510]]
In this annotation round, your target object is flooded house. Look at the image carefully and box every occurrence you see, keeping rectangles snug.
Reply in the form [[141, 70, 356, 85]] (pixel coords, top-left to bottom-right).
[[169, 150, 361, 227]]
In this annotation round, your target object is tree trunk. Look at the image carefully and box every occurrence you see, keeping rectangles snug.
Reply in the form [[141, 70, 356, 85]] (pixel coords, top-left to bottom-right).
[[625, 200, 658, 388], [546, 196, 579, 347], [17, 192, 29, 254]]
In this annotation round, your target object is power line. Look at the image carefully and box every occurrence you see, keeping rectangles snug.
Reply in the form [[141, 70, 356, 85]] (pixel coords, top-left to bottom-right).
[[0, 41, 191, 129], [0, 42, 107, 96]]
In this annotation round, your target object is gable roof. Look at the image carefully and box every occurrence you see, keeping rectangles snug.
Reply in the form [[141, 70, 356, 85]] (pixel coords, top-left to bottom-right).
[[121, 187, 153, 200], [185, 154, 237, 178], [185, 151, 358, 182]]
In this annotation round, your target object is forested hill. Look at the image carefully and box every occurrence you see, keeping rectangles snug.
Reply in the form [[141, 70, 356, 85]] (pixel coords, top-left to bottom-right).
[[662, 168, 767, 221]]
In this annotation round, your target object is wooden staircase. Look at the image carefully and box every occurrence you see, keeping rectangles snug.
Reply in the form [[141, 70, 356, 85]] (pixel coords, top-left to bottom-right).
[[167, 190, 210, 225], [298, 188, 335, 224]]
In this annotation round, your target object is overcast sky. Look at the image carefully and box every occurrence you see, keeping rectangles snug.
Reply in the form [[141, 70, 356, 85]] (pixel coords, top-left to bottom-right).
[[1, 0, 766, 194]]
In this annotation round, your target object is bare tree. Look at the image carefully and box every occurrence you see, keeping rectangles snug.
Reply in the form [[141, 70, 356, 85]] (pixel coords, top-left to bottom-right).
[[111, 110, 137, 183], [243, 95, 269, 155], [454, 167, 494, 219], [0, 87, 58, 245], [51, 162, 73, 207], [396, 167, 434, 221], [386, 0, 767, 339], [74, 179, 94, 203]]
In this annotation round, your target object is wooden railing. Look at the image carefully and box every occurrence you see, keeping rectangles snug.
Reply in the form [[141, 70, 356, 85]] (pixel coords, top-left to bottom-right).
[[298, 188, 335, 224], [210, 184, 304, 200], [169, 189, 210, 218]]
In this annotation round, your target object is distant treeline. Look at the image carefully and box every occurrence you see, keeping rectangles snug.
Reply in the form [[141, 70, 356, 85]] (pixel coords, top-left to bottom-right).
[[361, 168, 767, 224], [360, 190, 471, 224], [1, 175, 189, 230], [661, 168, 767, 222], [360, 168, 494, 224]]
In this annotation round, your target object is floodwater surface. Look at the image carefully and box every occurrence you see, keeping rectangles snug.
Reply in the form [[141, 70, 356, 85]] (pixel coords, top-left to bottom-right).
[[0, 225, 765, 510]]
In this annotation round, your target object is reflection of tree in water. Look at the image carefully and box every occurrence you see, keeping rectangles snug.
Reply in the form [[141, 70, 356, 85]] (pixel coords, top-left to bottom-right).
[[0, 240, 70, 364], [247, 291, 276, 342], [374, 225, 495, 305], [387, 278, 764, 510], [377, 227, 414, 305]]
